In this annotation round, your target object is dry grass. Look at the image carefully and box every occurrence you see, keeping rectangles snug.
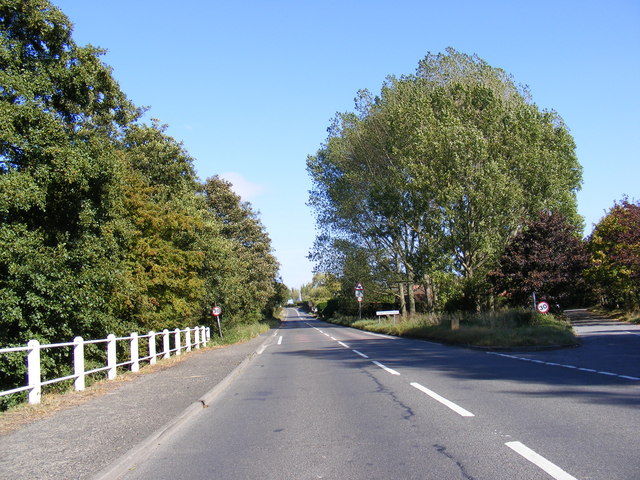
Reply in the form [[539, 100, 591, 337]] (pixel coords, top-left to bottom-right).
[[328, 310, 578, 348]]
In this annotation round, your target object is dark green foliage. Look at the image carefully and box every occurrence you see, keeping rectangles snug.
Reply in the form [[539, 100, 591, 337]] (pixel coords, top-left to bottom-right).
[[0, 1, 283, 407]]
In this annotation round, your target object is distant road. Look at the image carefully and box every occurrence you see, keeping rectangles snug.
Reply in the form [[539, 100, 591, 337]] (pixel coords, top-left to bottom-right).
[[121, 308, 640, 479]]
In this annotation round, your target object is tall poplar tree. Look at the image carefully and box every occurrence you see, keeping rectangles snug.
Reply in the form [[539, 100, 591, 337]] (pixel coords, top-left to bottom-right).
[[307, 49, 582, 313]]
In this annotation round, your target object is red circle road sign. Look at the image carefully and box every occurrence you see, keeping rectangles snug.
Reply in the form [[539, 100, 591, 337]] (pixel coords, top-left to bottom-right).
[[536, 301, 550, 314], [211, 306, 222, 316]]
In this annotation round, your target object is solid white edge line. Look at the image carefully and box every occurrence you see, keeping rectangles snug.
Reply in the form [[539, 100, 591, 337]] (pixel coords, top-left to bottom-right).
[[361, 331, 396, 339], [338, 341, 350, 348], [371, 360, 400, 376], [505, 441, 578, 480], [410, 382, 474, 417], [257, 345, 267, 355], [353, 349, 369, 359], [277, 336, 283, 345]]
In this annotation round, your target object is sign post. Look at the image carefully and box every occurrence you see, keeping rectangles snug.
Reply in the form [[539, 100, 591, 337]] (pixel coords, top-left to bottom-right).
[[211, 305, 223, 339], [355, 283, 364, 319]]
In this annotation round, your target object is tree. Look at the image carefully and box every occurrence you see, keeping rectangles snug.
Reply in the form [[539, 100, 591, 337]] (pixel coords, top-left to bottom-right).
[[202, 176, 279, 324], [113, 122, 210, 330], [0, 0, 139, 342], [307, 48, 582, 314], [0, 0, 141, 406], [586, 199, 640, 310], [488, 211, 589, 309]]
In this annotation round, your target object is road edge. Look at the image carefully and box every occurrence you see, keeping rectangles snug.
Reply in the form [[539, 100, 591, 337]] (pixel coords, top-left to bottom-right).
[[92, 329, 278, 480]]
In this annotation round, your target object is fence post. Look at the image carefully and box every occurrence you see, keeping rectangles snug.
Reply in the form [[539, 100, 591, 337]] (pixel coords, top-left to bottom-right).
[[74, 336, 85, 391], [186, 327, 192, 352], [174, 328, 181, 356], [148, 331, 156, 365], [107, 334, 116, 380], [27, 339, 41, 405], [131, 333, 139, 372], [194, 326, 200, 349], [206, 327, 211, 342], [201, 326, 207, 346], [162, 329, 170, 359]]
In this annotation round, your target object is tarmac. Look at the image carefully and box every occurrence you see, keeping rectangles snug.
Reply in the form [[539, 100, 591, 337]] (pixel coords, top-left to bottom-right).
[[0, 329, 276, 480]]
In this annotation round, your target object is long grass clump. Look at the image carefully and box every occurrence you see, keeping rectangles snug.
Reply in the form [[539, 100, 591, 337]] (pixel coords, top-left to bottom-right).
[[327, 309, 577, 348]]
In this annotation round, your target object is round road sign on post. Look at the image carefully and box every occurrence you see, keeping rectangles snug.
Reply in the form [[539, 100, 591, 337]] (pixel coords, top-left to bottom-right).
[[536, 301, 550, 314], [211, 306, 223, 339]]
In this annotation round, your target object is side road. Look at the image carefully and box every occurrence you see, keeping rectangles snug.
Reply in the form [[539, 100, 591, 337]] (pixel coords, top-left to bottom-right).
[[0, 329, 276, 480]]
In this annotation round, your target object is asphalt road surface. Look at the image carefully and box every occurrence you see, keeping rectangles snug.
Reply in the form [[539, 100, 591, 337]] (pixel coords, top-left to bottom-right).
[[120, 308, 640, 480]]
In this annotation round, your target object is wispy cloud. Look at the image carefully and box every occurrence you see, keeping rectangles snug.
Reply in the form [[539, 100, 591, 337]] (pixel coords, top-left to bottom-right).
[[220, 172, 267, 201]]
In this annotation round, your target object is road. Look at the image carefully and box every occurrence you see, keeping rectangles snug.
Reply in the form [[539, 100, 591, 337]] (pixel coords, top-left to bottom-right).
[[119, 308, 640, 480]]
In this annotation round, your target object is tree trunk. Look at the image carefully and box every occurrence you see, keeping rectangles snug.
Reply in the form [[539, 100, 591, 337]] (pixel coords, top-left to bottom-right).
[[398, 281, 406, 317], [408, 282, 416, 317]]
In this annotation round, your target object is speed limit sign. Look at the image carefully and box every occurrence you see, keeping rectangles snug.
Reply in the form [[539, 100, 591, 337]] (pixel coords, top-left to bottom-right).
[[536, 301, 550, 314], [211, 306, 222, 317]]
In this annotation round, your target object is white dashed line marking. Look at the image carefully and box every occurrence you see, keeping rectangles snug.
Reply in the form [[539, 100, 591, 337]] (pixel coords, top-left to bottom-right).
[[353, 349, 369, 358], [371, 361, 400, 376], [277, 336, 282, 345], [487, 352, 640, 381], [338, 341, 350, 348], [506, 441, 577, 480], [410, 382, 474, 417]]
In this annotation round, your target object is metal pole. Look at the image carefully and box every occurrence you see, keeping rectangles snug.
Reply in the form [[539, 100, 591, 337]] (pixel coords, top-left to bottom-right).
[[217, 317, 223, 339]]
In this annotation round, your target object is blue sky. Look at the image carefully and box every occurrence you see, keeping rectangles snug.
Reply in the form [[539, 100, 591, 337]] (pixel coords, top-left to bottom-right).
[[53, 0, 639, 289]]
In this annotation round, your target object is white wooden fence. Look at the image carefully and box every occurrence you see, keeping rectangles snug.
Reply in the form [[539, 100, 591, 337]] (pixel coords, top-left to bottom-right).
[[0, 326, 210, 405]]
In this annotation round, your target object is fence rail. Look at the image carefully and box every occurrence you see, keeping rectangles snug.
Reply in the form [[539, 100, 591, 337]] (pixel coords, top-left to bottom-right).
[[0, 326, 210, 405]]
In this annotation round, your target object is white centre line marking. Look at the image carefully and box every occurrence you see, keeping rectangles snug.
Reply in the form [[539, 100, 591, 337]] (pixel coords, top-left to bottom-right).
[[353, 349, 369, 358], [410, 382, 474, 417], [505, 441, 577, 480], [338, 341, 350, 348], [277, 336, 282, 345], [371, 360, 400, 376], [330, 336, 337, 341]]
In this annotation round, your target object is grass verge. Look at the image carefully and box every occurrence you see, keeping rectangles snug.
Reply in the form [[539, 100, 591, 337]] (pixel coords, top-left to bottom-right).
[[325, 310, 578, 348]]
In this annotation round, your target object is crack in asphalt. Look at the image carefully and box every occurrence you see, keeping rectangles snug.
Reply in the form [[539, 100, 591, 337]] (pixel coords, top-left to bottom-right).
[[365, 369, 415, 421], [434, 444, 476, 480]]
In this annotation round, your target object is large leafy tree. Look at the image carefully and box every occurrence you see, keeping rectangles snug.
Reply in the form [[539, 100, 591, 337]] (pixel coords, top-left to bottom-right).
[[488, 211, 589, 309], [307, 48, 582, 313], [114, 123, 208, 330], [202, 176, 279, 324], [0, 1, 285, 407], [0, 0, 139, 343], [0, 0, 140, 405], [586, 199, 640, 310]]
